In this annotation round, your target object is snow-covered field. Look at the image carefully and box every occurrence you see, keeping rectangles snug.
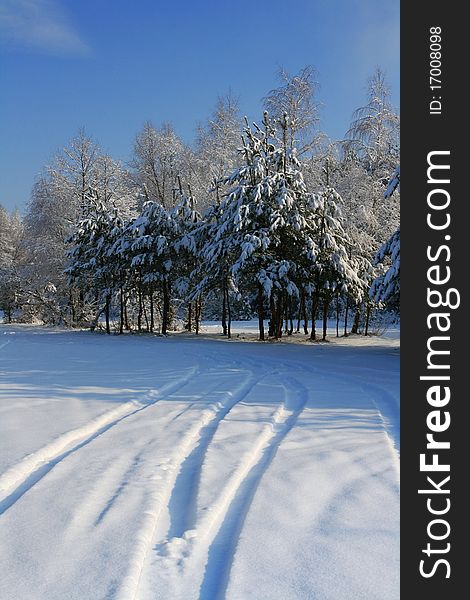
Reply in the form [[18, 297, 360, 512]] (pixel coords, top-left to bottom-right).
[[0, 324, 399, 600]]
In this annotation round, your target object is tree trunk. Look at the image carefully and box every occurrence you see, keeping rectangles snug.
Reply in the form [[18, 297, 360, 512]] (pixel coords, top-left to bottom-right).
[[119, 286, 124, 335], [322, 298, 330, 341], [137, 283, 143, 332], [258, 284, 265, 341], [351, 308, 361, 334], [276, 291, 283, 339], [284, 293, 289, 335], [268, 292, 275, 337], [302, 292, 309, 335], [286, 295, 293, 335], [364, 304, 371, 336], [296, 299, 301, 333], [162, 279, 170, 335], [143, 295, 149, 332], [195, 298, 201, 335], [149, 291, 154, 333], [124, 296, 130, 331], [344, 299, 349, 336], [227, 289, 232, 339], [336, 294, 340, 338], [310, 292, 319, 340], [69, 290, 76, 325], [105, 294, 111, 335], [222, 286, 227, 336]]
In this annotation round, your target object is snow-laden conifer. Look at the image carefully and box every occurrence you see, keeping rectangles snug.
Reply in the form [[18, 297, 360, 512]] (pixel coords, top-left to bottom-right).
[[370, 166, 400, 310], [304, 179, 362, 339], [66, 189, 125, 333], [197, 113, 323, 339]]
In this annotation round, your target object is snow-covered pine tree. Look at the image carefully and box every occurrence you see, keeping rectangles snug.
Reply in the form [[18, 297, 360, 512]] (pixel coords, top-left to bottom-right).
[[190, 199, 236, 338], [198, 112, 321, 340], [370, 229, 400, 310], [305, 172, 362, 340], [370, 166, 400, 311], [66, 189, 124, 333], [125, 200, 179, 334], [172, 179, 202, 333], [328, 152, 383, 334]]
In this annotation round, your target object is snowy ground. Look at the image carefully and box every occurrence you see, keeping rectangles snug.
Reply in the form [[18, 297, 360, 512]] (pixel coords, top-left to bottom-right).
[[0, 323, 399, 600]]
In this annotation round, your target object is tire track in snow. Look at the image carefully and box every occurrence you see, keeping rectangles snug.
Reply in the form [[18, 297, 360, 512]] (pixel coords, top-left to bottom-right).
[[165, 372, 273, 541], [0, 340, 11, 351], [0, 366, 199, 516], [0, 330, 14, 351], [196, 375, 309, 600], [115, 368, 269, 600], [160, 349, 281, 541], [278, 356, 400, 466], [94, 451, 145, 527], [151, 374, 308, 600]]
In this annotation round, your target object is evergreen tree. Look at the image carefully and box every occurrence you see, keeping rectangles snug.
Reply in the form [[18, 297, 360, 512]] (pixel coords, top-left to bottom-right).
[[304, 180, 361, 340], [370, 167, 400, 311], [125, 201, 179, 334], [198, 113, 322, 340], [66, 190, 124, 333], [172, 181, 203, 333]]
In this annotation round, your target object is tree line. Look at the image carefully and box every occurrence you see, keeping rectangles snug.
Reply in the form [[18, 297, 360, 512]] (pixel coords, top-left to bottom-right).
[[0, 67, 400, 340]]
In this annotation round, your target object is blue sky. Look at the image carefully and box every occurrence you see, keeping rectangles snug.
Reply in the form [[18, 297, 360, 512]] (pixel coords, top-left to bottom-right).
[[0, 0, 399, 213]]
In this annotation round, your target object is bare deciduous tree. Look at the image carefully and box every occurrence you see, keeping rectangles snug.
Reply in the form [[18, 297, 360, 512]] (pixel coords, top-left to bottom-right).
[[344, 68, 399, 177], [263, 65, 322, 156], [132, 122, 185, 208]]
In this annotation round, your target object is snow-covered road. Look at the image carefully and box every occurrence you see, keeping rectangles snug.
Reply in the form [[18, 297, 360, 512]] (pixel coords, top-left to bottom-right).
[[0, 326, 399, 600]]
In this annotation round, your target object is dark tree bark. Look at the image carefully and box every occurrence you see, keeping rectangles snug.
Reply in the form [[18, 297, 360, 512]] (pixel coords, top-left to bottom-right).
[[105, 293, 111, 335], [322, 298, 330, 341], [302, 292, 309, 335], [351, 308, 361, 334], [149, 290, 154, 333], [284, 293, 288, 335], [195, 297, 201, 335], [227, 289, 232, 339], [310, 291, 319, 340], [336, 293, 340, 337], [162, 279, 170, 335], [286, 295, 293, 335], [143, 295, 149, 332], [257, 284, 265, 341], [296, 298, 302, 334], [364, 304, 371, 336], [137, 281, 143, 332], [124, 296, 130, 331], [221, 285, 227, 336], [69, 290, 76, 325], [119, 286, 124, 335], [268, 293, 276, 337], [276, 291, 283, 339]]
